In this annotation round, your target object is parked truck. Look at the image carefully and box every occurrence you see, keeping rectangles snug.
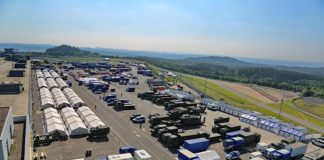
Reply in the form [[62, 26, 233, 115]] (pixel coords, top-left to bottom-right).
[[149, 114, 170, 126], [137, 91, 155, 99], [284, 142, 307, 160], [180, 114, 205, 127], [165, 130, 209, 148], [223, 132, 261, 150]]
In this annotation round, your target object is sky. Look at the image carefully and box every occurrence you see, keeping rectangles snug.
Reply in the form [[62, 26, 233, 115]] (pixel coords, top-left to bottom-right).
[[0, 0, 324, 62]]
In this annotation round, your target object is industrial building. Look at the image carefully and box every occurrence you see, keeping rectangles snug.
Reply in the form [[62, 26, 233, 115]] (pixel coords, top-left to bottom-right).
[[0, 107, 14, 160]]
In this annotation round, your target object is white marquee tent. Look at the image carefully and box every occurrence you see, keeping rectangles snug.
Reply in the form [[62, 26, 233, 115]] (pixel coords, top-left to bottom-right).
[[46, 123, 67, 137], [67, 121, 88, 136], [37, 78, 47, 89], [36, 71, 44, 78], [43, 71, 52, 80], [50, 71, 60, 80], [44, 107, 57, 114], [46, 78, 58, 90], [55, 78, 69, 90]]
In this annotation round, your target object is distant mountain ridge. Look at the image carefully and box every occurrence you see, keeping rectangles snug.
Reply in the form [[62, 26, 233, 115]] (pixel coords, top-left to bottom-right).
[[1, 42, 323, 76]]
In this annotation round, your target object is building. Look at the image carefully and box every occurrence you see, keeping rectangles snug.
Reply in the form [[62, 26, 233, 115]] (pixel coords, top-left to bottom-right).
[[0, 107, 14, 160]]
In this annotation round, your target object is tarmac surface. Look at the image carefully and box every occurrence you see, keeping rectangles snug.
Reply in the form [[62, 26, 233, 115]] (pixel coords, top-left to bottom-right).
[[0, 60, 30, 115]]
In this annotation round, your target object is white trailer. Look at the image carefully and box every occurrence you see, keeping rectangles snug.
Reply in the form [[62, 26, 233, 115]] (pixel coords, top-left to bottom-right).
[[134, 150, 152, 160], [108, 153, 133, 160]]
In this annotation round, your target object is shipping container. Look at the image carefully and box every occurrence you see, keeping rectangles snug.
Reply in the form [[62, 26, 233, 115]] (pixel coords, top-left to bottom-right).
[[182, 138, 209, 153]]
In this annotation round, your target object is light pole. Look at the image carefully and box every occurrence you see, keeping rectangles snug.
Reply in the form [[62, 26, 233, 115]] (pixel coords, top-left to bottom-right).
[[278, 91, 285, 118]]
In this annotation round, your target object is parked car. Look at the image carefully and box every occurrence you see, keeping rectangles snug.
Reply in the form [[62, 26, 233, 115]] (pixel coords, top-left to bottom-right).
[[312, 137, 324, 148], [119, 145, 136, 155], [132, 116, 145, 123], [207, 104, 218, 111], [130, 113, 142, 120]]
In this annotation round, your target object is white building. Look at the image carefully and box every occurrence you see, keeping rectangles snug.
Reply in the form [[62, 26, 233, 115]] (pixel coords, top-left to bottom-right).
[[0, 107, 14, 160]]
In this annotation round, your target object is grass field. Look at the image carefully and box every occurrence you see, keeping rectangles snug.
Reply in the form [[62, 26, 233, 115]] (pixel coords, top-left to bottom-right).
[[177, 74, 320, 133], [293, 98, 324, 119], [268, 100, 324, 128]]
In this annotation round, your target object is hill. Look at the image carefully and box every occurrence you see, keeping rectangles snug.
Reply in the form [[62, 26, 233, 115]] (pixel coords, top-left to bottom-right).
[[44, 45, 100, 57], [137, 57, 324, 98]]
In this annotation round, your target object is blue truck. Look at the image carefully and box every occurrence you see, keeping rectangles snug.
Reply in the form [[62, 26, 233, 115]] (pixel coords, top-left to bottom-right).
[[119, 146, 136, 155], [270, 149, 291, 160]]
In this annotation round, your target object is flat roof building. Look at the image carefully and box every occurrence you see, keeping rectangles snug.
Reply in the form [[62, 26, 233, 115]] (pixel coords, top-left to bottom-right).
[[0, 107, 14, 160]]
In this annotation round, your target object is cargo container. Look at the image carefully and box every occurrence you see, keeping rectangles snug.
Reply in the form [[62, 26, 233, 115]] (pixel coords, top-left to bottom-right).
[[134, 150, 152, 160], [248, 151, 263, 159], [284, 142, 307, 159], [178, 149, 199, 160], [182, 138, 209, 153], [256, 142, 269, 152], [108, 153, 133, 160], [196, 150, 221, 160]]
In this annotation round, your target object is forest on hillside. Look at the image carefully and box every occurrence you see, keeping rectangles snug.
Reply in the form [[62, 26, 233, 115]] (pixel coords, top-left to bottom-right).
[[136, 57, 324, 98]]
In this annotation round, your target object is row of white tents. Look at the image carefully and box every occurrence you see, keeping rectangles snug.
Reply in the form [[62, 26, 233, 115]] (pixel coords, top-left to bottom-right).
[[36, 70, 44, 78], [43, 71, 52, 80], [39, 88, 55, 110], [37, 78, 47, 89], [47, 78, 58, 90], [63, 88, 85, 109], [44, 108, 68, 137], [56, 78, 69, 90], [50, 70, 60, 79], [61, 107, 88, 136], [51, 88, 71, 109], [77, 106, 105, 131], [201, 98, 308, 141]]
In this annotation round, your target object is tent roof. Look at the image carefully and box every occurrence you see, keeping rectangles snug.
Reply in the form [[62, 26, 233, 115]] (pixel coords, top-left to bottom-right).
[[65, 116, 83, 124], [84, 115, 100, 123], [62, 111, 79, 118], [46, 117, 63, 125], [77, 106, 91, 112], [45, 112, 61, 119], [61, 107, 74, 113], [47, 123, 67, 135], [44, 107, 58, 114], [88, 120, 105, 128], [69, 121, 87, 130]]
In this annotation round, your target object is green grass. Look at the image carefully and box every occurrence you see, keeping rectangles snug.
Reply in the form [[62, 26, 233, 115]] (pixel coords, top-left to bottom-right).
[[292, 98, 324, 119], [268, 100, 324, 128], [177, 74, 320, 133]]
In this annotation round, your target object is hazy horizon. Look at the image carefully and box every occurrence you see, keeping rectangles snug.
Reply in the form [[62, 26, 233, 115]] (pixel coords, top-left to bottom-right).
[[1, 0, 324, 62]]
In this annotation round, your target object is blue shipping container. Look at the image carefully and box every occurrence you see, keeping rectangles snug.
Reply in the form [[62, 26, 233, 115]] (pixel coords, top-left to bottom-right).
[[182, 138, 209, 153]]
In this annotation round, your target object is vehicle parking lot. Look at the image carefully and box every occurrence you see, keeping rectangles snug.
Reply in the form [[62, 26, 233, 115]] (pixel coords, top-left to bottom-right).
[[32, 62, 324, 160]]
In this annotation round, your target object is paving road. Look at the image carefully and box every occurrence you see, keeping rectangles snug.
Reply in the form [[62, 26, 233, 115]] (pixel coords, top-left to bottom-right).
[[68, 75, 176, 160]]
